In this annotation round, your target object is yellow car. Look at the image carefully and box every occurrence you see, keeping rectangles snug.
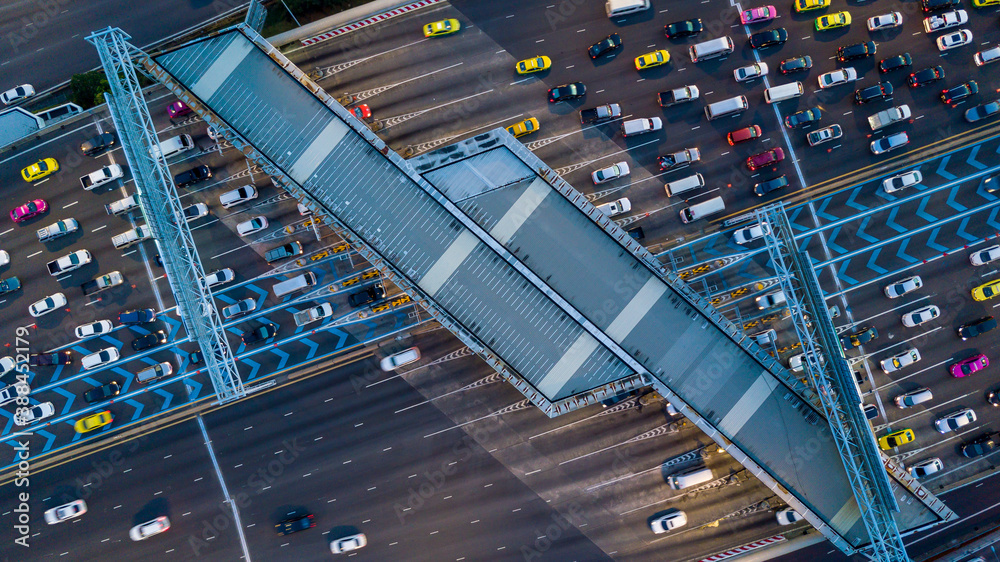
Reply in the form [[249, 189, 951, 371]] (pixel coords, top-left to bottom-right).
[[74, 411, 114, 433], [973, 279, 1000, 301], [815, 11, 851, 31], [21, 158, 59, 182], [423, 19, 460, 37], [516, 56, 552, 74], [506, 118, 540, 138], [795, 0, 830, 12], [973, 0, 1000, 6], [635, 49, 670, 70], [878, 429, 914, 451]]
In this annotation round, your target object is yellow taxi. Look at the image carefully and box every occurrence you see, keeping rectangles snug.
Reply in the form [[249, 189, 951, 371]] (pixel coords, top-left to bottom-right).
[[973, 278, 1000, 301], [516, 56, 552, 74], [506, 118, 540, 138], [815, 11, 851, 31], [21, 158, 59, 182], [635, 49, 670, 71], [878, 428, 914, 450], [74, 411, 114, 433], [795, 0, 830, 12], [973, 0, 1000, 6], [423, 19, 460, 37]]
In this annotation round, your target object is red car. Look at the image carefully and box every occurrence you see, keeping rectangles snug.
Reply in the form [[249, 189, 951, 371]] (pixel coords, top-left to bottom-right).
[[167, 101, 191, 118], [10, 199, 47, 223], [351, 104, 372, 120], [746, 148, 785, 171], [728, 125, 762, 145], [951, 354, 989, 377]]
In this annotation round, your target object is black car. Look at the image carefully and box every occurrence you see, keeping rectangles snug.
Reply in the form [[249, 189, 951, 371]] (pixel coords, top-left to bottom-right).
[[664, 19, 703, 39], [784, 107, 822, 129], [748, 28, 787, 50], [348, 283, 385, 307], [965, 100, 1000, 123], [626, 226, 644, 241], [941, 81, 978, 104], [779, 55, 812, 74], [132, 330, 167, 351], [962, 432, 1000, 457], [988, 388, 1000, 407], [84, 381, 121, 404], [754, 175, 788, 196], [839, 326, 878, 350], [264, 241, 303, 263], [587, 33, 622, 59], [28, 351, 73, 366], [922, 0, 961, 12], [275, 513, 315, 536], [879, 53, 912, 73], [80, 132, 116, 156], [241, 323, 277, 345], [909, 66, 944, 88], [838, 41, 876, 62], [0, 276, 21, 296], [173, 165, 212, 188], [854, 82, 893, 105], [119, 308, 156, 325], [958, 316, 997, 340], [547, 82, 586, 103]]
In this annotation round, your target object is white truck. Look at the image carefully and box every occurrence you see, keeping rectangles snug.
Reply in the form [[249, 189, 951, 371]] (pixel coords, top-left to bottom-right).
[[46, 249, 92, 276], [923, 10, 967, 33], [868, 104, 911, 131], [112, 225, 153, 249], [105, 194, 139, 216], [79, 164, 124, 191], [37, 218, 79, 242], [81, 271, 124, 295], [293, 303, 334, 326]]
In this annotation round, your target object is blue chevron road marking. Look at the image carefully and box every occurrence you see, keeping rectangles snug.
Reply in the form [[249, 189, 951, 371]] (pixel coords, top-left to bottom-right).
[[154, 388, 173, 410], [216, 293, 237, 305], [160, 314, 182, 340], [53, 387, 75, 415], [70, 423, 83, 443], [270, 347, 289, 371], [837, 260, 859, 285], [49, 364, 68, 384], [856, 217, 879, 244], [128, 326, 152, 336], [247, 283, 269, 300], [98, 334, 124, 349], [702, 236, 723, 257], [979, 178, 1000, 201], [82, 377, 102, 387], [826, 227, 848, 254], [935, 155, 957, 180], [243, 357, 263, 381], [845, 187, 867, 211], [324, 327, 352, 349], [300, 338, 319, 360], [797, 235, 812, 253], [926, 228, 949, 252], [886, 207, 907, 234], [968, 145, 987, 170], [946, 185, 968, 212], [989, 208, 1000, 231], [185, 377, 203, 401], [37, 429, 57, 452], [916, 197, 937, 223], [1, 416, 12, 440], [956, 217, 979, 242], [897, 239, 919, 263], [113, 367, 134, 393], [815, 198, 838, 223], [788, 206, 809, 231], [126, 399, 144, 422], [866, 249, 888, 275]]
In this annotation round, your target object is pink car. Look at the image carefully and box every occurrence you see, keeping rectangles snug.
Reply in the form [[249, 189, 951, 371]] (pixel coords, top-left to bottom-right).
[[167, 101, 191, 118], [747, 147, 785, 171], [951, 354, 989, 378], [10, 199, 47, 223], [741, 5, 777, 25]]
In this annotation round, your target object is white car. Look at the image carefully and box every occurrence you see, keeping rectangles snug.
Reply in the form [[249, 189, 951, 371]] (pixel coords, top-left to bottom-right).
[[733, 222, 770, 245], [867, 12, 902, 31], [330, 532, 367, 553], [0, 355, 15, 376], [895, 387, 933, 409], [734, 62, 768, 82], [182, 203, 209, 222], [130, 516, 170, 541], [81, 347, 120, 370], [883, 171, 922, 193], [380, 347, 421, 371], [818, 68, 858, 89], [909, 458, 943, 478], [937, 30, 973, 52], [788, 350, 825, 373], [591, 162, 630, 184], [923, 10, 967, 33], [75, 320, 114, 339], [222, 298, 257, 319], [236, 216, 268, 236], [975, 46, 1000, 67], [0, 382, 30, 407], [807, 125, 842, 147], [776, 507, 802, 525], [871, 132, 909, 155], [971, 245, 1000, 266], [884, 275, 922, 298], [1, 84, 35, 105], [880, 348, 921, 374], [935, 408, 976, 433], [902, 305, 940, 327], [29, 293, 68, 317], [44, 500, 87, 524], [14, 402, 55, 426], [0, 250, 9, 266], [596, 198, 631, 217], [203, 268, 235, 288], [755, 290, 786, 310], [650, 511, 687, 534]]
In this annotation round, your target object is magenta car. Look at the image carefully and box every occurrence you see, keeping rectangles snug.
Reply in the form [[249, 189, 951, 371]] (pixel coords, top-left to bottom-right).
[[741, 5, 777, 25], [747, 148, 785, 171], [167, 101, 191, 118], [951, 354, 989, 378], [10, 199, 47, 223]]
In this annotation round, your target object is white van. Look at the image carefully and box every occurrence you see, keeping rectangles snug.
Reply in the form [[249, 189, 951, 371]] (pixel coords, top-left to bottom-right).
[[665, 173, 705, 197], [621, 117, 662, 137], [679, 196, 725, 224], [689, 37, 734, 63], [605, 0, 649, 17], [150, 134, 195, 160], [220, 185, 259, 209], [705, 96, 748, 121], [667, 466, 713, 490], [272, 272, 317, 298], [764, 82, 804, 104]]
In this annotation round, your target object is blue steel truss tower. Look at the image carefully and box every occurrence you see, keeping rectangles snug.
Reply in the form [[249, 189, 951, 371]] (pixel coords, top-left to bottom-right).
[[86, 27, 246, 403], [756, 203, 909, 562]]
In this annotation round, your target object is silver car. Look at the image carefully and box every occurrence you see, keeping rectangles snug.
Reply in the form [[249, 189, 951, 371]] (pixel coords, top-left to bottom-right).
[[909, 458, 943, 478], [44, 500, 87, 524], [884, 275, 922, 298], [881, 348, 921, 374], [934, 408, 976, 433], [901, 305, 939, 327]]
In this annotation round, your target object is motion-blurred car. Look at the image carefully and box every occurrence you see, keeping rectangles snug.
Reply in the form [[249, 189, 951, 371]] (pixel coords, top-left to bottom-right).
[[901, 305, 939, 327], [330, 532, 367, 553], [21, 158, 59, 182], [587, 34, 622, 58], [119, 308, 156, 325], [174, 165, 212, 188], [44, 500, 87, 524], [754, 175, 788, 196], [0, 382, 29, 408], [776, 508, 802, 525], [80, 132, 116, 156], [895, 388, 933, 408], [516, 56, 551, 74], [275, 513, 315, 536], [650, 511, 687, 533], [10, 199, 48, 222], [635, 50, 670, 70], [961, 432, 999, 458], [423, 18, 460, 37], [130, 516, 170, 541], [756, 290, 786, 310], [880, 348, 921, 373], [975, 45, 1000, 67], [132, 330, 167, 351], [596, 198, 631, 217], [74, 411, 113, 433], [506, 118, 540, 138], [380, 347, 422, 371], [203, 268, 234, 288], [28, 351, 72, 366]]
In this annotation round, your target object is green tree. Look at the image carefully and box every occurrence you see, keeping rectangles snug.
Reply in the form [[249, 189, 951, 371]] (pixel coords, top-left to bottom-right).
[[70, 71, 110, 109]]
